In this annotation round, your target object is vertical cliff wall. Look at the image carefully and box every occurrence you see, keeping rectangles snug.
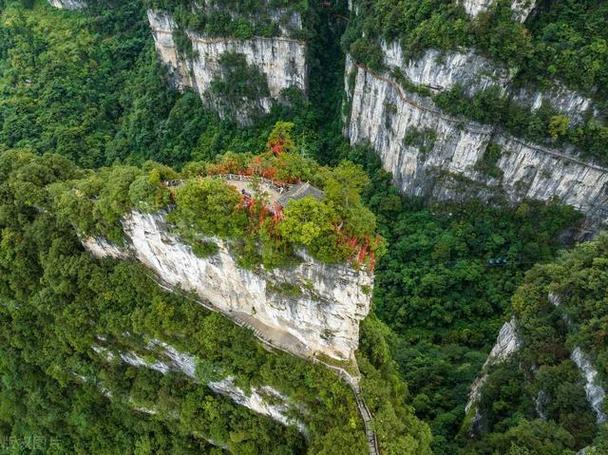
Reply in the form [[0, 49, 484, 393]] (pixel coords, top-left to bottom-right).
[[146, 9, 307, 123], [344, 55, 608, 227], [84, 211, 373, 363]]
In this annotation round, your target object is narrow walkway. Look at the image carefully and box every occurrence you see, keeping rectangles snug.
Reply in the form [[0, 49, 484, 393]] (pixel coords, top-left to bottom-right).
[[353, 63, 608, 173], [150, 275, 380, 455]]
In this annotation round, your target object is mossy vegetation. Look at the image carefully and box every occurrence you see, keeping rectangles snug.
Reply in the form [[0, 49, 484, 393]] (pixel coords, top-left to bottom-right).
[[475, 143, 503, 179], [209, 52, 272, 118], [463, 234, 608, 453]]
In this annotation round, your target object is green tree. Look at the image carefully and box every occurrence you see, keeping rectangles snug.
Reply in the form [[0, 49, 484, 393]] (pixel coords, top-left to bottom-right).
[[170, 177, 247, 239]]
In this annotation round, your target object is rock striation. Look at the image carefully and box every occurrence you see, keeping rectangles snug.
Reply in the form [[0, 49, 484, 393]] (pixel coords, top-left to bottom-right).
[[550, 293, 607, 424], [146, 9, 307, 123], [344, 56, 608, 227], [571, 347, 607, 424], [85, 211, 373, 363], [464, 319, 521, 431], [380, 43, 510, 96], [510, 83, 598, 125]]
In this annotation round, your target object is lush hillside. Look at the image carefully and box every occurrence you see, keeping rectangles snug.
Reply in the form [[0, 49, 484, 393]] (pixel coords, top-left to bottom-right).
[[0, 146, 432, 454], [0, 0, 349, 168], [462, 233, 608, 454], [0, 0, 607, 454]]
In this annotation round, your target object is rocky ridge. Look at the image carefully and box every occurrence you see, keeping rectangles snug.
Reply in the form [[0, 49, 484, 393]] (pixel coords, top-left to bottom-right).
[[84, 210, 373, 363], [344, 52, 608, 228]]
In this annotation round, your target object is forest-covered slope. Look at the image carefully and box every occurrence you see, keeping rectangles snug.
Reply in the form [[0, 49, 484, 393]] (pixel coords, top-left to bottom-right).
[[1, 0, 608, 454]]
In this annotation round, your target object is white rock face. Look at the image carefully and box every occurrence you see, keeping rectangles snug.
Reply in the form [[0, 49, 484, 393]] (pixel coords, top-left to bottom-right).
[[571, 347, 607, 424], [550, 292, 607, 423], [147, 9, 307, 122], [535, 390, 548, 420], [48, 0, 85, 9], [460, 0, 536, 22], [486, 319, 522, 363], [465, 319, 521, 416], [82, 237, 129, 260], [93, 341, 305, 431], [511, 83, 597, 124], [373, 39, 601, 123], [381, 43, 510, 95], [344, 60, 608, 226], [207, 377, 307, 433], [146, 10, 194, 91], [85, 211, 373, 362]]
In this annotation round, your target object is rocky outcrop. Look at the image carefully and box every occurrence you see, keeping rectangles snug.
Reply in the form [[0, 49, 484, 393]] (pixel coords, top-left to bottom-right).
[[208, 377, 307, 433], [571, 347, 607, 424], [379, 42, 600, 123], [92, 340, 306, 432], [82, 237, 129, 260], [381, 43, 510, 95], [465, 319, 521, 429], [146, 10, 195, 91], [198, 0, 303, 36], [147, 9, 307, 123], [84, 211, 373, 362], [511, 83, 599, 125], [48, 0, 86, 9], [535, 390, 548, 420], [550, 293, 607, 424], [460, 0, 537, 22], [344, 58, 608, 227]]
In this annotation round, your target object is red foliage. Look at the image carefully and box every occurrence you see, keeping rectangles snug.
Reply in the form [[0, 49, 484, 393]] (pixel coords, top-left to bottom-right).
[[340, 234, 376, 271], [272, 203, 284, 223], [268, 139, 286, 156], [262, 167, 277, 180]]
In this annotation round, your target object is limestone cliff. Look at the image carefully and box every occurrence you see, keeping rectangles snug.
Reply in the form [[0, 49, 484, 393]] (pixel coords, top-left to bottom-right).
[[48, 0, 86, 9], [571, 347, 607, 424], [146, 9, 307, 123], [380, 42, 510, 96], [84, 211, 373, 363], [464, 319, 521, 432], [344, 55, 608, 227], [460, 0, 537, 22]]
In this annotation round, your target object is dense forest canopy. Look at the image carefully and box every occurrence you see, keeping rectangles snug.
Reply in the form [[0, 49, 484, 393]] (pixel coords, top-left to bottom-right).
[[0, 0, 607, 454], [461, 234, 608, 454], [53, 122, 385, 269]]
